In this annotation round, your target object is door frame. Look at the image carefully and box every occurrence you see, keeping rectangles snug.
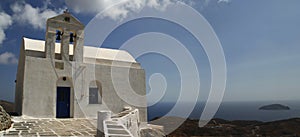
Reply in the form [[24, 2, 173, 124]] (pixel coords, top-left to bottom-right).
[[56, 86, 71, 118]]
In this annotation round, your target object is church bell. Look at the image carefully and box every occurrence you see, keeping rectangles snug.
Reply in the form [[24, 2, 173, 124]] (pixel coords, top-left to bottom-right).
[[70, 33, 75, 43], [56, 31, 62, 41]]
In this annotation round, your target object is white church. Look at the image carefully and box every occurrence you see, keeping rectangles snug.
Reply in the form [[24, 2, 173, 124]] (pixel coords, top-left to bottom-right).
[[14, 11, 147, 122]]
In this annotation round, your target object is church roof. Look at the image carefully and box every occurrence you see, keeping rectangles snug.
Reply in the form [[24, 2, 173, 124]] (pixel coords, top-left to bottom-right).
[[23, 37, 137, 63], [47, 12, 85, 28]]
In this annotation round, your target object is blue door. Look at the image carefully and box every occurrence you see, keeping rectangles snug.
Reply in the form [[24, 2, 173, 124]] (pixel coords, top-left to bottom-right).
[[56, 87, 70, 118]]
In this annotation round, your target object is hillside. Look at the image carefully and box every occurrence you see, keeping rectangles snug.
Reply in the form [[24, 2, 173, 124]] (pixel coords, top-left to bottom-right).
[[167, 117, 300, 137], [0, 100, 14, 112]]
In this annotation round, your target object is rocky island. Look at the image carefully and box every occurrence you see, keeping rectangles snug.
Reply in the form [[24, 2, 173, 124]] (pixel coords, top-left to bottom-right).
[[259, 104, 290, 110]]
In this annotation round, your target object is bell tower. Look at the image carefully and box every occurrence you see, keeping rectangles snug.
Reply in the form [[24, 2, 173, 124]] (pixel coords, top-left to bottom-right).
[[45, 10, 84, 62]]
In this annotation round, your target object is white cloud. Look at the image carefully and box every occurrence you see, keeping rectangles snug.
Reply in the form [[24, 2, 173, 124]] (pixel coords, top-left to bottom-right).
[[0, 12, 13, 45], [11, 1, 62, 30], [217, 0, 231, 4], [65, 0, 192, 21], [0, 52, 18, 65]]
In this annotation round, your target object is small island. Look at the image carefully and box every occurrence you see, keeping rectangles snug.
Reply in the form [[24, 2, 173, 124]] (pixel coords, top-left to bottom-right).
[[259, 104, 290, 110]]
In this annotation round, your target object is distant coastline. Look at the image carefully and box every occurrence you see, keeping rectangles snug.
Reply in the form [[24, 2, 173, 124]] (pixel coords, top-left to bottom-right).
[[167, 116, 300, 137], [259, 104, 290, 110], [148, 101, 300, 122]]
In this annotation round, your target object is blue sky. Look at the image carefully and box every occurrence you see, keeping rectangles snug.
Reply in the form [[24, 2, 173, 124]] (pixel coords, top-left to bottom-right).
[[0, 0, 300, 103]]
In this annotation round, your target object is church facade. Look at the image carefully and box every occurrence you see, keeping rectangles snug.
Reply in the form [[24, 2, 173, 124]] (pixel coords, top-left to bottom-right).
[[14, 12, 147, 121]]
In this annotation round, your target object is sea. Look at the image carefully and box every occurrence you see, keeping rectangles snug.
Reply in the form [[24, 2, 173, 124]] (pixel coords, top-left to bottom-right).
[[147, 101, 300, 122]]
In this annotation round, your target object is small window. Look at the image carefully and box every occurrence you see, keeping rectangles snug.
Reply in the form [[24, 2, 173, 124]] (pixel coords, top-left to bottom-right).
[[89, 88, 99, 104], [64, 17, 70, 22], [55, 62, 64, 70], [89, 81, 102, 104]]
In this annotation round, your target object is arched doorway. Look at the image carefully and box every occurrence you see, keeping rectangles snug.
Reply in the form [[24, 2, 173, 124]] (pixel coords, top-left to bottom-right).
[[56, 77, 73, 118]]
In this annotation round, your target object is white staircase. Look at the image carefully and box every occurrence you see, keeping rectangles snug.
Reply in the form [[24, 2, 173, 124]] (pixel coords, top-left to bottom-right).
[[97, 109, 164, 137], [103, 120, 133, 137]]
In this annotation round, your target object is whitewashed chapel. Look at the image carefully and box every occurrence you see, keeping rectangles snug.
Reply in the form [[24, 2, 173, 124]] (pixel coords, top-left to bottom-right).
[[14, 12, 147, 122]]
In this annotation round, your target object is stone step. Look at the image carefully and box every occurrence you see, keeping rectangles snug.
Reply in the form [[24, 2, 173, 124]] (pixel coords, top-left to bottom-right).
[[105, 121, 119, 125], [107, 129, 129, 135], [107, 125, 123, 129], [108, 134, 132, 137], [107, 127, 127, 130]]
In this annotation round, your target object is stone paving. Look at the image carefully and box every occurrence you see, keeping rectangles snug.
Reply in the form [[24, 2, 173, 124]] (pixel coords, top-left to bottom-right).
[[0, 117, 97, 137]]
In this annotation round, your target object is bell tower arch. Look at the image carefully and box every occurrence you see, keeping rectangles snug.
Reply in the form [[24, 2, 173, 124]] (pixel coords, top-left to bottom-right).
[[45, 11, 85, 62]]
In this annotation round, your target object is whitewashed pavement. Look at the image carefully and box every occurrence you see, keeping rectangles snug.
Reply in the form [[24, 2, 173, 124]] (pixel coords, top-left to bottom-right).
[[0, 117, 97, 137]]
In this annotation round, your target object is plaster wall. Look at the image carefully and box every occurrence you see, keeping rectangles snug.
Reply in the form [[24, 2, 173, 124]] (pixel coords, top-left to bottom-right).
[[18, 54, 147, 121]]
